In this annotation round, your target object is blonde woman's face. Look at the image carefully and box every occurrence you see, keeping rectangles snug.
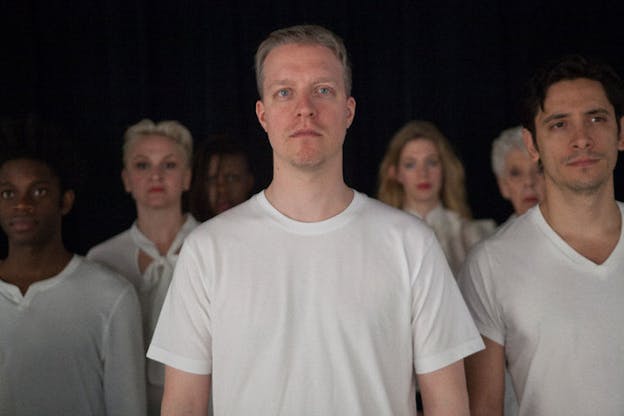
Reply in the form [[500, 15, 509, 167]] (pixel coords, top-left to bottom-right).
[[122, 134, 191, 210], [395, 138, 443, 205]]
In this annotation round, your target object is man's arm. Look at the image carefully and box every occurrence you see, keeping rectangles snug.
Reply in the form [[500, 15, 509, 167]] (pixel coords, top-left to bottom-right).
[[464, 336, 505, 416], [103, 286, 147, 415], [161, 366, 211, 416], [417, 360, 470, 416]]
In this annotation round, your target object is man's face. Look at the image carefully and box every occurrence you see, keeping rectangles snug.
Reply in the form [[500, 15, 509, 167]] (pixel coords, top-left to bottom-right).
[[206, 153, 254, 215], [255, 43, 356, 172], [524, 78, 624, 195], [0, 159, 72, 247]]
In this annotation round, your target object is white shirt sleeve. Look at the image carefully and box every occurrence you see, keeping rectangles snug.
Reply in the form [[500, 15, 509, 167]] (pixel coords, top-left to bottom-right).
[[147, 237, 213, 375], [411, 235, 485, 374], [458, 242, 505, 346], [103, 285, 147, 416]]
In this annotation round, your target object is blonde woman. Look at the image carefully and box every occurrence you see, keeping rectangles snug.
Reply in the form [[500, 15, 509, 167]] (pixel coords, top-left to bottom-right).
[[378, 120, 495, 275], [87, 119, 198, 415]]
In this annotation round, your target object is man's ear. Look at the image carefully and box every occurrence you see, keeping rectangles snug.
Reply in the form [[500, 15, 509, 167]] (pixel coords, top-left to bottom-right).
[[256, 100, 267, 133], [522, 128, 540, 163], [61, 190, 75, 216], [345, 97, 356, 128]]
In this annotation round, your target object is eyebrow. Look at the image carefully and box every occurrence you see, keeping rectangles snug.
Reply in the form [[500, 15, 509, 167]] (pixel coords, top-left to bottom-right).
[[0, 179, 52, 187], [130, 153, 177, 159], [541, 107, 612, 125], [268, 78, 338, 87]]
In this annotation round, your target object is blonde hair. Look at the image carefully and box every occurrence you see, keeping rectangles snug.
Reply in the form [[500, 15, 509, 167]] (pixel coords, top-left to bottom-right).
[[254, 24, 352, 98], [377, 120, 472, 219], [122, 119, 193, 167]]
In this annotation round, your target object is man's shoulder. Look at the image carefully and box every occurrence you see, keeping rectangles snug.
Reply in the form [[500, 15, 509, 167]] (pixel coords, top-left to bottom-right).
[[71, 256, 135, 296], [357, 193, 430, 227]]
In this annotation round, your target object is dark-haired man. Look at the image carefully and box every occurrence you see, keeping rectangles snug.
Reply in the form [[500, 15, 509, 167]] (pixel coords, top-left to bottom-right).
[[460, 55, 624, 415], [0, 151, 146, 415]]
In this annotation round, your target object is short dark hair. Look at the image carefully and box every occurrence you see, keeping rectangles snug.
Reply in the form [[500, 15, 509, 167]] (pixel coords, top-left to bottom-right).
[[520, 55, 624, 138], [0, 116, 84, 194]]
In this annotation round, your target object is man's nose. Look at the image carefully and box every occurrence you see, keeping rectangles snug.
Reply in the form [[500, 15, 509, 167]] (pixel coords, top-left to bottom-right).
[[295, 94, 316, 118], [571, 122, 594, 150], [15, 194, 34, 212]]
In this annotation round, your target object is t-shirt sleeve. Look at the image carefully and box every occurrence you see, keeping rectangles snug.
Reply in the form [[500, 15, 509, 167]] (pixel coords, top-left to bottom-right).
[[103, 285, 147, 416], [411, 235, 484, 374], [458, 242, 505, 346], [147, 236, 213, 375]]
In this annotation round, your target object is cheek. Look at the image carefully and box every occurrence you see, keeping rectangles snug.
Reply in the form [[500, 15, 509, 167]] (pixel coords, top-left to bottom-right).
[[430, 167, 443, 189]]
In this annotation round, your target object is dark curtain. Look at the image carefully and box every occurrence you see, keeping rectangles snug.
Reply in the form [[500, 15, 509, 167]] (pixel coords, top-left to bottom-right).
[[5, 0, 624, 254]]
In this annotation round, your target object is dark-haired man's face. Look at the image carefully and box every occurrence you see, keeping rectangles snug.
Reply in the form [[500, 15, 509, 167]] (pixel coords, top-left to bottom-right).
[[523, 78, 624, 195], [0, 159, 73, 247]]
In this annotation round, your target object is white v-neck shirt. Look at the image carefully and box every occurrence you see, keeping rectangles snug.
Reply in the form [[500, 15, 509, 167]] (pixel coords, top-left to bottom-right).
[[460, 203, 624, 415]]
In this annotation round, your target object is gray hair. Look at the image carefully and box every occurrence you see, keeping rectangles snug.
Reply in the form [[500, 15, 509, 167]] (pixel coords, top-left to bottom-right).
[[491, 126, 527, 178], [254, 24, 352, 98], [123, 119, 193, 167]]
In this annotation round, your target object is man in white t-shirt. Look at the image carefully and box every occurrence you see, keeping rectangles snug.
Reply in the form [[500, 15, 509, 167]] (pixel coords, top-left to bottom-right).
[[0, 120, 146, 415], [148, 25, 483, 416], [459, 55, 624, 415]]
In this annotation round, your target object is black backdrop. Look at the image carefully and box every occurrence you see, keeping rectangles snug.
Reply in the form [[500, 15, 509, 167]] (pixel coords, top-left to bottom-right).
[[5, 1, 624, 254]]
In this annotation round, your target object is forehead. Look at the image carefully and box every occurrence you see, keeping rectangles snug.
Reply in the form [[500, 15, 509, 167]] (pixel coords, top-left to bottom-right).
[[541, 78, 613, 116], [262, 43, 345, 88], [401, 138, 438, 156], [504, 148, 532, 165], [0, 158, 57, 184], [128, 134, 184, 156], [209, 154, 248, 170]]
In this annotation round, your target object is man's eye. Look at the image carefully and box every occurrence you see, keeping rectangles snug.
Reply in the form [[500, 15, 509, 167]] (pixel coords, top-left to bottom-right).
[[591, 115, 606, 123], [33, 188, 48, 197], [0, 190, 14, 199], [551, 121, 565, 130], [276, 89, 291, 98], [317, 86, 332, 95]]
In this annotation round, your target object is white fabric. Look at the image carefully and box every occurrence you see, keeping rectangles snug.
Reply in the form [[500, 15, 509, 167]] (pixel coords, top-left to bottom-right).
[[0, 255, 146, 416], [148, 190, 483, 416], [459, 204, 624, 415], [87, 214, 198, 414], [410, 205, 496, 276]]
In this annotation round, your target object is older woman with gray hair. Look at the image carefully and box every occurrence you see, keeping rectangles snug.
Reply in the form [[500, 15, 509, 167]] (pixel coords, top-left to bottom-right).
[[492, 126, 544, 218], [88, 119, 199, 415]]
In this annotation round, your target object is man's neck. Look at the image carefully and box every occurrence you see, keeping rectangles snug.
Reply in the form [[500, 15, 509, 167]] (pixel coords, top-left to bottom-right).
[[540, 180, 621, 264], [0, 240, 72, 295], [265, 162, 353, 222]]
